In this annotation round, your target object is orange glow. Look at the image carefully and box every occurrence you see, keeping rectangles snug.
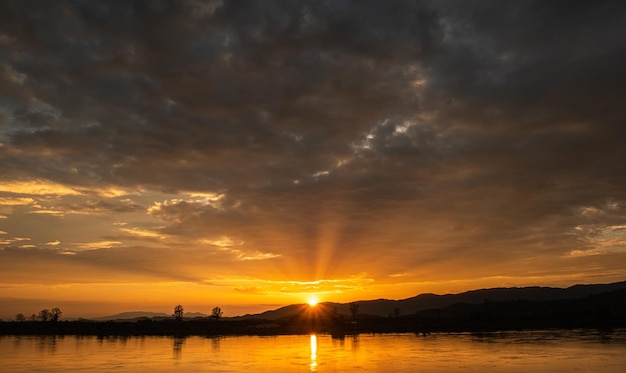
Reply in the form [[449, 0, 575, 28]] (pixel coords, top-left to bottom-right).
[[309, 334, 317, 371], [307, 296, 319, 307]]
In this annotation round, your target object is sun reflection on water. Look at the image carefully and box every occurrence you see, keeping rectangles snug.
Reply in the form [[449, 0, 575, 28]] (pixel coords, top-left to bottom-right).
[[310, 334, 317, 371], [2, 332, 626, 372]]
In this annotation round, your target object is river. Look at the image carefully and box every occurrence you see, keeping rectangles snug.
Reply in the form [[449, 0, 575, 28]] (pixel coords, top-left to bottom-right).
[[2, 329, 626, 372]]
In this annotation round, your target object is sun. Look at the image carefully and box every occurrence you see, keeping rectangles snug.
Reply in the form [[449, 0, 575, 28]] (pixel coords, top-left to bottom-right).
[[307, 296, 319, 307]]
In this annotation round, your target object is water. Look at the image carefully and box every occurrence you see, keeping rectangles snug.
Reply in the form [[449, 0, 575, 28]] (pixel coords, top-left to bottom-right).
[[2, 330, 626, 372]]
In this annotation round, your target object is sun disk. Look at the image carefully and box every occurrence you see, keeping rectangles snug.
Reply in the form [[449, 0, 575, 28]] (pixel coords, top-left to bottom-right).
[[307, 296, 319, 307]]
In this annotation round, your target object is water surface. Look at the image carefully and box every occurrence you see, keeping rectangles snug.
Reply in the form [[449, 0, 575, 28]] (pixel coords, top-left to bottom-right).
[[2, 329, 625, 372]]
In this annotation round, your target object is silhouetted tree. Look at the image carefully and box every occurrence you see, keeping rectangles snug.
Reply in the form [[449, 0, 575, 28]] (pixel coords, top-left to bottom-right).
[[29, 314, 37, 321], [173, 304, 184, 321], [15, 313, 26, 322], [349, 303, 359, 321], [211, 306, 223, 319], [51, 308, 62, 322], [38, 309, 51, 322]]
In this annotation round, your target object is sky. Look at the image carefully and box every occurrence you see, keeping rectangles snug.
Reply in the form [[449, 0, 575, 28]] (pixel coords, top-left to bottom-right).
[[1, 0, 626, 319]]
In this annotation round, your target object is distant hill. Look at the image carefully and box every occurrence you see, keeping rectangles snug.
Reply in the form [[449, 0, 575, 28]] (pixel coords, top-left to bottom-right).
[[92, 312, 169, 321], [4, 289, 625, 336], [89, 281, 626, 322], [93, 311, 208, 321], [236, 304, 310, 321], [236, 281, 626, 320]]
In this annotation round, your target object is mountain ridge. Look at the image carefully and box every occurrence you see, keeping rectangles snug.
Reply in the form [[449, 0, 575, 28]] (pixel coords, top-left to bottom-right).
[[92, 311, 208, 321], [235, 280, 626, 320], [90, 281, 626, 321]]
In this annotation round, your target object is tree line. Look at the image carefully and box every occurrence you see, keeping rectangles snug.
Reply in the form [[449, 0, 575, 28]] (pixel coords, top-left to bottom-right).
[[12, 305, 225, 323], [14, 308, 62, 322], [173, 305, 223, 321]]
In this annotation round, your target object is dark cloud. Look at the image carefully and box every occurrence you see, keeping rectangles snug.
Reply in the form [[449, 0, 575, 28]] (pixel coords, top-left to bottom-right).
[[0, 0, 443, 188], [63, 198, 145, 214], [1, 0, 626, 315]]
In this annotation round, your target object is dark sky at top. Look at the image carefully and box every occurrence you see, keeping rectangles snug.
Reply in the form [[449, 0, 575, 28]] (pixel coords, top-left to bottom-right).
[[1, 0, 626, 317]]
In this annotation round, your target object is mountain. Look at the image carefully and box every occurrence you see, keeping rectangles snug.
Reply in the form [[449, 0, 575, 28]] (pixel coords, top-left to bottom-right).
[[237, 281, 626, 320], [89, 281, 626, 321], [237, 304, 310, 320], [93, 311, 208, 321], [92, 312, 169, 321], [182, 312, 209, 318]]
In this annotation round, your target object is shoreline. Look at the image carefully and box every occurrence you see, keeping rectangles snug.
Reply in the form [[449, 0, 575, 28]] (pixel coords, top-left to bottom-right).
[[1, 317, 623, 337]]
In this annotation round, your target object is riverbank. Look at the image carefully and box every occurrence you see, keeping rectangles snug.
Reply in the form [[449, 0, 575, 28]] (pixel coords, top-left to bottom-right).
[[1, 316, 624, 337]]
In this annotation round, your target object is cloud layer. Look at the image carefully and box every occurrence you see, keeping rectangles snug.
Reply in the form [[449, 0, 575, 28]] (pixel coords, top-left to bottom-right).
[[1, 0, 626, 317]]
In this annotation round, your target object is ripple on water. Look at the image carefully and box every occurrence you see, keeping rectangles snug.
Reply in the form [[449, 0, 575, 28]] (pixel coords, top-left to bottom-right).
[[1, 330, 626, 372]]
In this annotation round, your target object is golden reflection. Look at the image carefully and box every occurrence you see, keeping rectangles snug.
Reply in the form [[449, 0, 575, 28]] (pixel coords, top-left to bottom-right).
[[309, 334, 317, 372], [36, 335, 60, 354], [172, 337, 184, 360], [2, 333, 626, 371], [351, 334, 359, 353], [331, 334, 345, 348], [211, 336, 221, 352]]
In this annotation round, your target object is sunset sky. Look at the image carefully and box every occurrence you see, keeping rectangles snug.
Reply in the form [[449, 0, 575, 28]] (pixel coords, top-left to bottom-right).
[[1, 0, 626, 319]]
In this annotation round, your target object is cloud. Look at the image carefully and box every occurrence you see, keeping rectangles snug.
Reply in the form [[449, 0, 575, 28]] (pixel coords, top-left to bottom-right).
[[238, 251, 281, 261], [72, 241, 123, 251], [28, 209, 66, 217], [0, 0, 625, 312], [0, 180, 80, 196], [118, 227, 165, 239], [148, 194, 224, 223], [0, 197, 37, 206], [63, 199, 144, 215]]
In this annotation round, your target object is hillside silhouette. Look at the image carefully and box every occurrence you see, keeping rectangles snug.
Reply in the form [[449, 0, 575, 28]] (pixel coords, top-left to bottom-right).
[[92, 311, 209, 321], [236, 281, 626, 320], [2, 281, 626, 336]]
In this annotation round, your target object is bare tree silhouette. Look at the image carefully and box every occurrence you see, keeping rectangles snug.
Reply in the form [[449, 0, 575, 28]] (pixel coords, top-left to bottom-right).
[[211, 306, 223, 319], [173, 304, 184, 321], [51, 308, 62, 322], [38, 309, 51, 322], [15, 313, 26, 322]]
